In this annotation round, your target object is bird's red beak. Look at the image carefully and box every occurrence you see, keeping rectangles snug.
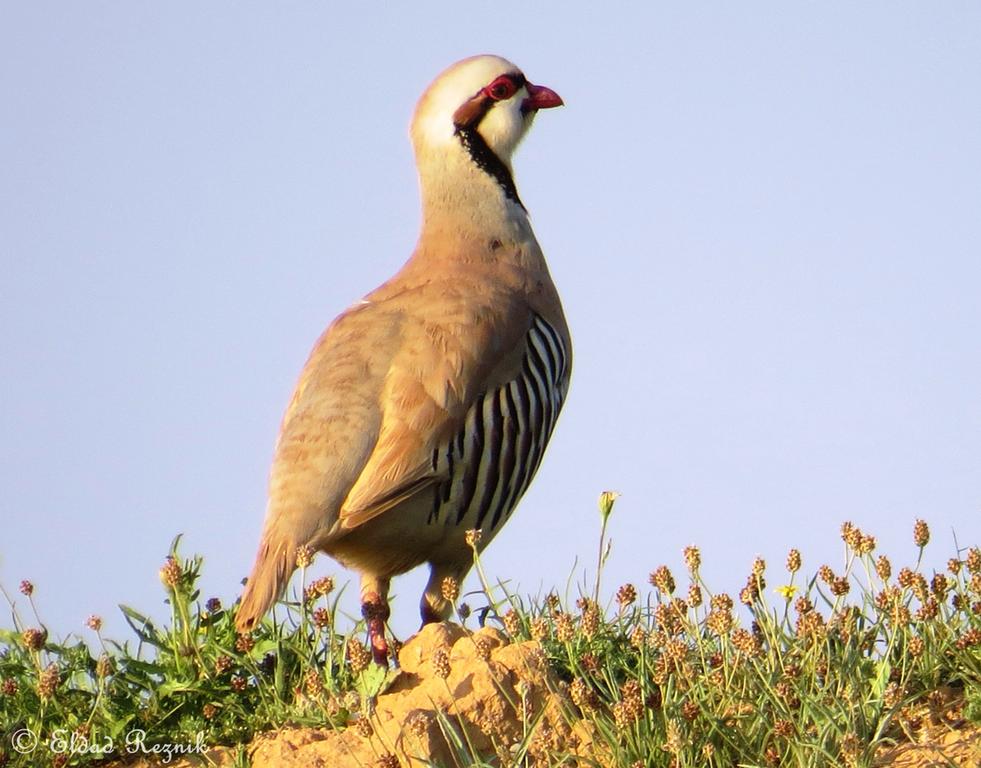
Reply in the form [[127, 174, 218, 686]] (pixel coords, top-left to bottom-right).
[[523, 82, 564, 111]]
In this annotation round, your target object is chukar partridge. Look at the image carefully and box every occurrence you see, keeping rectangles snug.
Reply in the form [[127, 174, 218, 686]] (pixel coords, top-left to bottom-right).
[[236, 55, 571, 661]]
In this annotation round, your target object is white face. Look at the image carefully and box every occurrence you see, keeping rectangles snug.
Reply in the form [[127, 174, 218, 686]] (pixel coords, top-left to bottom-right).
[[411, 55, 534, 163]]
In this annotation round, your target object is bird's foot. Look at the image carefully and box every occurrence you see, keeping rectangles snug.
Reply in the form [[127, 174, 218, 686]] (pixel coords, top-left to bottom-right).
[[369, 630, 390, 665]]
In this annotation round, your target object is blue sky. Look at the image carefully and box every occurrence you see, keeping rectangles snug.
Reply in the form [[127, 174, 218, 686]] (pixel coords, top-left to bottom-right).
[[3, 3, 980, 641]]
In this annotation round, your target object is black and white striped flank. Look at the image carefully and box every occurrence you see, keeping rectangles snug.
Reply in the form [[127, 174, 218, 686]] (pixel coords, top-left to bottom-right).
[[429, 314, 570, 536]]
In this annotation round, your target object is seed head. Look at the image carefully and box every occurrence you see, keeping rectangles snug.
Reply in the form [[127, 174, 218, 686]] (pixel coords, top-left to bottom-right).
[[841, 732, 861, 760], [376, 753, 400, 768], [774, 680, 800, 709], [897, 567, 915, 589], [710, 593, 734, 613], [440, 576, 459, 603], [907, 636, 925, 657], [312, 607, 331, 629], [841, 521, 862, 551], [948, 558, 963, 576], [794, 595, 814, 615], [158, 556, 182, 589], [654, 603, 682, 635], [616, 583, 637, 608], [646, 629, 668, 650], [465, 529, 482, 549], [96, 654, 114, 679], [474, 636, 493, 662], [38, 663, 60, 699], [406, 711, 433, 739], [2, 678, 19, 696], [911, 573, 929, 601], [22, 627, 46, 651], [956, 628, 981, 649], [687, 583, 703, 607], [706, 608, 733, 636], [581, 602, 600, 638], [681, 699, 699, 722], [355, 717, 373, 738], [304, 576, 335, 603], [817, 564, 834, 585], [231, 674, 247, 692], [774, 719, 794, 739], [348, 642, 372, 674], [579, 651, 600, 673], [891, 604, 912, 627], [304, 668, 324, 698], [555, 612, 574, 642], [629, 625, 647, 648], [931, 573, 949, 600], [19, 580, 34, 597], [649, 565, 676, 595], [796, 609, 825, 639], [913, 519, 930, 548], [432, 647, 451, 679], [295, 545, 314, 568], [883, 682, 904, 709], [570, 677, 598, 709], [663, 719, 684, 754], [731, 628, 761, 657], [830, 577, 850, 597], [739, 583, 757, 606], [214, 655, 233, 675], [530, 616, 549, 640], [502, 609, 520, 637], [545, 592, 561, 614], [966, 547, 981, 574], [683, 545, 701, 573], [86, 615, 103, 632], [786, 548, 802, 574], [235, 633, 255, 653], [202, 703, 218, 720], [876, 555, 892, 582], [613, 679, 644, 728], [915, 598, 939, 621]]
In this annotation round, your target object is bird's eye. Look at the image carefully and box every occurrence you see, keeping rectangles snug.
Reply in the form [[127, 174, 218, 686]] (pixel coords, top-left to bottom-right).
[[484, 76, 518, 101]]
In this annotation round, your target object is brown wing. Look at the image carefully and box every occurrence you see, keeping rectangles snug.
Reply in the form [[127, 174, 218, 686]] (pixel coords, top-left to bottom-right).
[[339, 308, 571, 533]]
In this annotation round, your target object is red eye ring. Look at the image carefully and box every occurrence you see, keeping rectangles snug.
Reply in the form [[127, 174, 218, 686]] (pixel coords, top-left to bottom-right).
[[484, 75, 518, 101]]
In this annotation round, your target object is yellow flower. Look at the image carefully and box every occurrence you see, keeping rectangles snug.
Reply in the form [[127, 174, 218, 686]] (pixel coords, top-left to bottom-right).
[[598, 491, 621, 523], [775, 585, 798, 599]]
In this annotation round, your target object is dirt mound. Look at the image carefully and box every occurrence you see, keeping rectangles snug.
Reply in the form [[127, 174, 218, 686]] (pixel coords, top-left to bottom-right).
[[249, 622, 584, 767]]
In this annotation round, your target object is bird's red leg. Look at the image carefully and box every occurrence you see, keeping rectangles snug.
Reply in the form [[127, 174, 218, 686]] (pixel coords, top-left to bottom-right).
[[360, 577, 391, 665]]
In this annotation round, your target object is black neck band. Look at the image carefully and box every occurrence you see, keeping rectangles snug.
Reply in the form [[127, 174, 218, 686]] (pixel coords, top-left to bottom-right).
[[454, 121, 524, 210]]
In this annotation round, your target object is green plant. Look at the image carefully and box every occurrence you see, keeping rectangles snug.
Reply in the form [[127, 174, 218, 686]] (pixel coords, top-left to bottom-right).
[[1, 513, 979, 768]]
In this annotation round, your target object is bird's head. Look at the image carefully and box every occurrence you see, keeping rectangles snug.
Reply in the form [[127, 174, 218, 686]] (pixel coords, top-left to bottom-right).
[[411, 55, 563, 210]]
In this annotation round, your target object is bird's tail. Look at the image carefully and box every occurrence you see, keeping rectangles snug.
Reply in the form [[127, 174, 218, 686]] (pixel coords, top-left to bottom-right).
[[235, 533, 297, 633]]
